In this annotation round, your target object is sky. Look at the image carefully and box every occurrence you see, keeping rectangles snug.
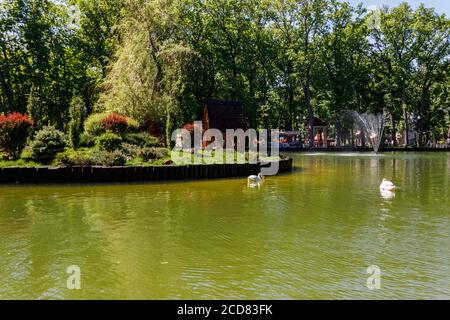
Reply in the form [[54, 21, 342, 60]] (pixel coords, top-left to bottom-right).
[[345, 0, 450, 16]]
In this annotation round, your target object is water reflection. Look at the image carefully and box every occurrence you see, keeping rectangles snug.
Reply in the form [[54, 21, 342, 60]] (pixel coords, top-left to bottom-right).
[[380, 189, 396, 200], [0, 152, 449, 299]]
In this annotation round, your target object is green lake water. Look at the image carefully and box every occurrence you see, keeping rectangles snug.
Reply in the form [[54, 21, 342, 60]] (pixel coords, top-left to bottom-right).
[[0, 152, 449, 299]]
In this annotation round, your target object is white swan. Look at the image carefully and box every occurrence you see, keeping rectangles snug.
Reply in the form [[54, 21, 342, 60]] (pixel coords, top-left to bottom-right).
[[380, 178, 396, 191], [248, 173, 263, 185], [380, 189, 396, 200]]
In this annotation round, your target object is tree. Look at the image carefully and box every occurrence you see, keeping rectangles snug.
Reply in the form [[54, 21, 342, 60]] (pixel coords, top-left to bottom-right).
[[100, 0, 196, 146], [71, 0, 123, 78], [319, 0, 369, 145], [410, 5, 450, 146], [27, 85, 45, 130], [68, 95, 85, 148], [272, 0, 328, 147], [372, 3, 418, 146], [0, 0, 448, 147]]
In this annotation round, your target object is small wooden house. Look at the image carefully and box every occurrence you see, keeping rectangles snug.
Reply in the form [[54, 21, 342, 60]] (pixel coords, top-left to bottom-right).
[[202, 100, 245, 147], [203, 100, 245, 131]]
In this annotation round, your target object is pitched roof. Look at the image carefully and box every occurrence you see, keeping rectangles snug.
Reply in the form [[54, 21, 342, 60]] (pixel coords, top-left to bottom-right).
[[203, 100, 245, 131], [304, 117, 327, 127]]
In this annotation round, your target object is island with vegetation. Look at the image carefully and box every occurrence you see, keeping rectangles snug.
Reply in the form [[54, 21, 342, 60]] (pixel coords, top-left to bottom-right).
[[0, 0, 449, 169]]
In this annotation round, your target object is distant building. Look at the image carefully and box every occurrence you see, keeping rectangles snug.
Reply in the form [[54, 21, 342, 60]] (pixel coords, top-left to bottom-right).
[[202, 100, 245, 147], [306, 117, 329, 148], [203, 100, 245, 132]]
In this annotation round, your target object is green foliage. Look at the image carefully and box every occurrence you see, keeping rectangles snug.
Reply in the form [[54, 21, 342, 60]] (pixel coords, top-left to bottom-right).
[[68, 96, 85, 148], [55, 148, 94, 166], [84, 113, 109, 136], [0, 0, 108, 128], [121, 143, 169, 163], [0, 0, 449, 149], [73, 0, 123, 78], [121, 143, 141, 159], [99, 0, 197, 146], [26, 86, 44, 130], [139, 147, 170, 162], [30, 126, 67, 163], [124, 133, 161, 147], [126, 118, 140, 132], [56, 149, 126, 166], [84, 112, 139, 136], [0, 158, 42, 168], [96, 132, 123, 151], [79, 133, 96, 147], [91, 149, 127, 166]]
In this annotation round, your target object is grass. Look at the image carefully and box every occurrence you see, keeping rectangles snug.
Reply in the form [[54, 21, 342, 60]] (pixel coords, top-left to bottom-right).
[[1, 149, 284, 168], [171, 150, 282, 165], [125, 157, 172, 166], [0, 159, 43, 168]]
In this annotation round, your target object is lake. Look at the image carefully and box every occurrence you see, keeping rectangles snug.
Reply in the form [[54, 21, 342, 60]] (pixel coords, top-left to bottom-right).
[[0, 152, 449, 299]]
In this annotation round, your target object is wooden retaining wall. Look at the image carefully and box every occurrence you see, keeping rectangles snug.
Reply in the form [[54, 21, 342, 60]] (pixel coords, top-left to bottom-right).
[[281, 146, 450, 152], [0, 158, 292, 184]]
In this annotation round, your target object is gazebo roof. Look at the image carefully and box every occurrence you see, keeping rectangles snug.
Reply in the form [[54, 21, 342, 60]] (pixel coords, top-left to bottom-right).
[[304, 117, 327, 127]]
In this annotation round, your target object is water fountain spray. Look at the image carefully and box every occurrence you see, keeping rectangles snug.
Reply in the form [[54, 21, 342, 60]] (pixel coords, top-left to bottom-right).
[[352, 112, 385, 153]]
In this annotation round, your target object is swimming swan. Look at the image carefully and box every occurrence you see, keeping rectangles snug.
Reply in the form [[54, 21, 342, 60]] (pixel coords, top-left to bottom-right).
[[380, 179, 396, 191], [248, 173, 263, 185]]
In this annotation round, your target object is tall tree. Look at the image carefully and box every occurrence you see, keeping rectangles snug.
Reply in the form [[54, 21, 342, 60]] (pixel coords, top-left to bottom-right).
[[100, 0, 196, 145], [372, 3, 417, 145], [319, 0, 368, 145], [273, 0, 328, 146], [410, 5, 450, 146]]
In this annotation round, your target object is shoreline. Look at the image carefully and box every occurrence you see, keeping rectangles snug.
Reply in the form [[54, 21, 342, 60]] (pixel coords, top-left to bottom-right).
[[281, 147, 450, 153], [0, 158, 293, 184]]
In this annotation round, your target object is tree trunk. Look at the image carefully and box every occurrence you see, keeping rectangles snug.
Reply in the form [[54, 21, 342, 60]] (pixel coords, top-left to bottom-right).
[[305, 66, 314, 148], [417, 83, 431, 147], [402, 84, 409, 146], [361, 130, 366, 148], [148, 32, 162, 99], [288, 85, 295, 131], [0, 69, 9, 114], [351, 128, 355, 147], [0, 46, 14, 112], [336, 121, 341, 147], [391, 116, 397, 147]]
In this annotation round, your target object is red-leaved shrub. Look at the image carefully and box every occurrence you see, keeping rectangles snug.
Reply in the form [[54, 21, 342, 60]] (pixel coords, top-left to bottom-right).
[[0, 112, 33, 159], [100, 113, 128, 134]]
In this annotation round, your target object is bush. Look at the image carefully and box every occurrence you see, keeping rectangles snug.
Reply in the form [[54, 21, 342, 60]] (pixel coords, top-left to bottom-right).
[[91, 149, 126, 166], [79, 133, 96, 147], [84, 112, 139, 136], [96, 132, 123, 151], [124, 132, 160, 147], [101, 113, 128, 134], [139, 147, 170, 161], [56, 149, 126, 167], [56, 149, 94, 166], [68, 96, 85, 148], [0, 113, 33, 159], [126, 118, 140, 133], [84, 112, 108, 136], [30, 126, 67, 163], [122, 143, 141, 159]]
